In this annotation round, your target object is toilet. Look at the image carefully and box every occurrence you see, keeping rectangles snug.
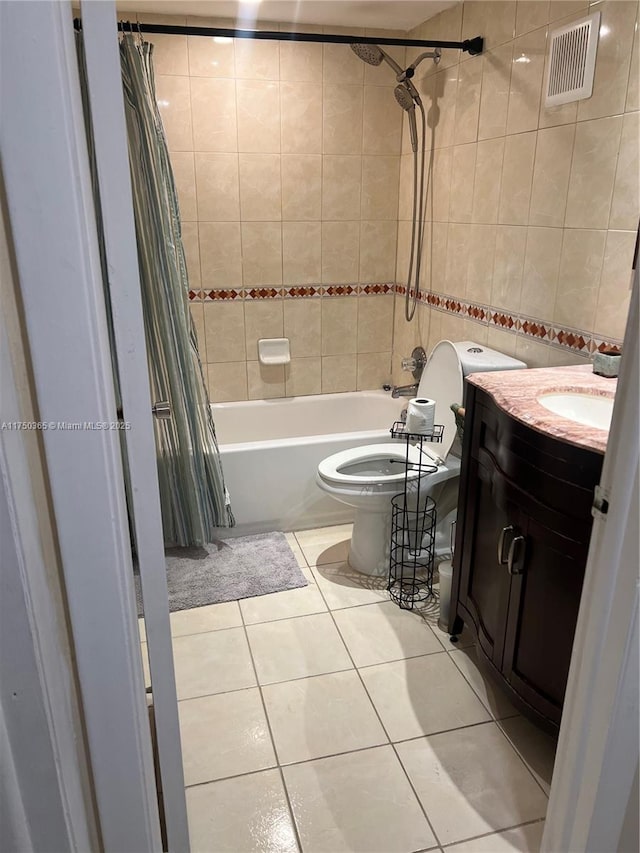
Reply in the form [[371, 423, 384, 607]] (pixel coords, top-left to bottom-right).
[[316, 340, 526, 576]]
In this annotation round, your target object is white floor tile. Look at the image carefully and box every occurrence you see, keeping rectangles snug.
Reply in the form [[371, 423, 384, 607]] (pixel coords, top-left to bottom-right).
[[186, 769, 299, 853], [431, 620, 475, 651], [179, 688, 276, 786], [169, 601, 242, 637], [172, 627, 256, 700], [396, 722, 548, 845], [360, 653, 491, 741], [262, 670, 387, 764], [499, 716, 557, 795], [240, 568, 327, 625], [450, 646, 519, 720], [285, 532, 309, 569], [246, 612, 353, 685], [283, 746, 437, 853], [443, 821, 545, 852], [333, 600, 443, 667], [311, 561, 390, 610], [294, 525, 352, 566]]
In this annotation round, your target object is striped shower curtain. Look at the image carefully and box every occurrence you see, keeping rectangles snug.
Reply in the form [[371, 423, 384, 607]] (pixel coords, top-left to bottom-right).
[[78, 31, 234, 545]]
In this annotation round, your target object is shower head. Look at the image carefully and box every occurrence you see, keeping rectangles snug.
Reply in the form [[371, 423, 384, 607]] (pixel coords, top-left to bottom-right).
[[350, 42, 404, 76], [394, 85, 418, 153]]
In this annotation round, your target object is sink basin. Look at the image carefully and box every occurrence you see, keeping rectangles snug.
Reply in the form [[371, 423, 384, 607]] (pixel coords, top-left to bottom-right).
[[537, 392, 614, 431]]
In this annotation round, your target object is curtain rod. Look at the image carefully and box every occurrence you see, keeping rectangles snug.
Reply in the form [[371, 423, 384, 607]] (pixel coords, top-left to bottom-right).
[[72, 19, 484, 55]]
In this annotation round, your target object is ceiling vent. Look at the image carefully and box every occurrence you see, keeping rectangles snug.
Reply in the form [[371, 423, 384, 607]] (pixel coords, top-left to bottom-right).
[[544, 11, 600, 107]]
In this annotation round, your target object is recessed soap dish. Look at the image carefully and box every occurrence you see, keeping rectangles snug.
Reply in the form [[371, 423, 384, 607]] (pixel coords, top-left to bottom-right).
[[258, 338, 291, 365]]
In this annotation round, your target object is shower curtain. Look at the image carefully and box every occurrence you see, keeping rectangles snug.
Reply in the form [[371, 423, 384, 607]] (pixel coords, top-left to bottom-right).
[[78, 31, 234, 545]]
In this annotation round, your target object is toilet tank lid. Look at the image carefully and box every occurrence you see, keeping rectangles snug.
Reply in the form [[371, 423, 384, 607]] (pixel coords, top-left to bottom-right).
[[453, 341, 527, 375]]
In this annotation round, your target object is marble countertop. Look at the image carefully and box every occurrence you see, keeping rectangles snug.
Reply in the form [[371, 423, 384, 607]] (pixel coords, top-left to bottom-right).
[[468, 364, 616, 454]]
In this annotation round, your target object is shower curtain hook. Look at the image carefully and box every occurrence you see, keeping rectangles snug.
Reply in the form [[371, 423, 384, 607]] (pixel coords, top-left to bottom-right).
[[136, 18, 143, 44]]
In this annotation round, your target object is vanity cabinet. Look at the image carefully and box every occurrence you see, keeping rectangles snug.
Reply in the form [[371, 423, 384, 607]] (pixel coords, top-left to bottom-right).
[[451, 383, 604, 731]]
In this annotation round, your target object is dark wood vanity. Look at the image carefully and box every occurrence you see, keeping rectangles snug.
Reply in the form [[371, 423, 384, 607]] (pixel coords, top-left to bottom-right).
[[450, 379, 605, 732]]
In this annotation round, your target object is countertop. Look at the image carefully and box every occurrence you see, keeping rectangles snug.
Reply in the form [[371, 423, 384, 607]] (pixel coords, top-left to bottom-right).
[[467, 364, 616, 454]]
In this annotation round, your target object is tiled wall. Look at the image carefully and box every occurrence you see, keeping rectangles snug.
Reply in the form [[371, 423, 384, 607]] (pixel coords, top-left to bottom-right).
[[392, 0, 638, 380], [140, 13, 406, 401]]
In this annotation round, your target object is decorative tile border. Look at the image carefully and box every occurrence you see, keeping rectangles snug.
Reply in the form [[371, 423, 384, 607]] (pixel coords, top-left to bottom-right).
[[189, 283, 395, 301], [392, 284, 623, 356]]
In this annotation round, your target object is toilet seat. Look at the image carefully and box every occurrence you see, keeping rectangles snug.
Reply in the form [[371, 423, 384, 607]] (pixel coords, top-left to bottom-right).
[[317, 443, 425, 487]]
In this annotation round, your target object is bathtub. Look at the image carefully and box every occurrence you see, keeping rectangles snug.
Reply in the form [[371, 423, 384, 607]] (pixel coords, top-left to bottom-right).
[[213, 390, 405, 534]]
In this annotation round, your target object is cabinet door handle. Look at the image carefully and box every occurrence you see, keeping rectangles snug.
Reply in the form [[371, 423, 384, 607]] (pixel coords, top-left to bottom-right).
[[507, 535, 526, 575], [497, 525, 515, 564]]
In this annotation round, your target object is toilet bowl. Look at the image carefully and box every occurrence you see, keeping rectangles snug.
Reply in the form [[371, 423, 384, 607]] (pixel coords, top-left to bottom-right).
[[316, 340, 527, 576]]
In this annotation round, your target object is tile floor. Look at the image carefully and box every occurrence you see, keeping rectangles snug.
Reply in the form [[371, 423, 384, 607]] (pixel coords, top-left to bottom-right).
[[142, 525, 557, 853]]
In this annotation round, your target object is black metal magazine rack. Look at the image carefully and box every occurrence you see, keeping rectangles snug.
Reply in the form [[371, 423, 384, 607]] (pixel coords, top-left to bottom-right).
[[388, 421, 444, 610]]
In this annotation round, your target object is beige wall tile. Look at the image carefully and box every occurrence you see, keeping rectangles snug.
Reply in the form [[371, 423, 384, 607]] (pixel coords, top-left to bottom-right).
[[499, 131, 536, 225], [190, 302, 206, 360], [285, 356, 322, 397], [195, 153, 240, 221], [398, 153, 414, 222], [432, 147, 454, 222], [520, 226, 563, 320], [284, 299, 321, 357], [204, 302, 246, 363], [546, 347, 590, 367], [529, 123, 575, 226], [515, 1, 549, 36], [439, 310, 468, 343], [549, 2, 589, 23], [321, 297, 359, 355], [282, 222, 321, 284], [147, 33, 189, 76], [357, 296, 393, 353], [199, 222, 242, 289], [437, 3, 464, 69], [357, 352, 392, 390], [609, 111, 640, 231], [244, 300, 284, 361], [234, 39, 279, 80], [453, 58, 482, 145], [506, 27, 547, 135], [430, 67, 459, 149], [361, 156, 401, 220], [322, 156, 362, 220], [156, 75, 193, 150], [323, 84, 364, 155], [445, 223, 471, 297], [237, 80, 280, 154], [565, 115, 623, 228], [281, 82, 323, 154], [450, 143, 477, 223], [239, 154, 282, 220], [514, 335, 551, 367], [359, 221, 398, 282], [462, 0, 487, 42], [595, 229, 635, 340], [577, 0, 638, 121], [187, 32, 234, 77], [363, 87, 403, 155], [247, 362, 286, 400], [492, 225, 527, 313], [207, 361, 247, 402], [463, 318, 490, 345], [362, 30, 406, 86], [483, 2, 517, 49], [281, 155, 322, 220], [472, 137, 506, 224], [466, 224, 497, 305], [554, 229, 607, 331], [190, 78, 237, 152], [430, 221, 450, 290], [322, 41, 364, 85], [486, 325, 518, 356], [478, 43, 514, 140], [280, 40, 323, 83], [182, 222, 201, 289], [395, 219, 413, 285], [321, 354, 357, 393], [321, 222, 360, 283], [241, 222, 283, 287], [172, 152, 197, 222], [626, 16, 639, 112]]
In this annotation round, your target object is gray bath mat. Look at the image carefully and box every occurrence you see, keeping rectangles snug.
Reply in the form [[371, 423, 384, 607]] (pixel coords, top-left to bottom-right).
[[135, 532, 308, 614]]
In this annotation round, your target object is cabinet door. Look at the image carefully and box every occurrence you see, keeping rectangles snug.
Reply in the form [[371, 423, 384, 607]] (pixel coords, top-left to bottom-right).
[[458, 454, 522, 668], [502, 514, 589, 725]]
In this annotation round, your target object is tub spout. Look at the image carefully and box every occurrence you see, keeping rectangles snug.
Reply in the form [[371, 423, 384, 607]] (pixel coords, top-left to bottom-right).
[[391, 383, 419, 399]]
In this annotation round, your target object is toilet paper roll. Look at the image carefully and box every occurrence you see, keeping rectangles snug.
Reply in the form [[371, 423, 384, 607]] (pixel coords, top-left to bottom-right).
[[406, 397, 436, 436]]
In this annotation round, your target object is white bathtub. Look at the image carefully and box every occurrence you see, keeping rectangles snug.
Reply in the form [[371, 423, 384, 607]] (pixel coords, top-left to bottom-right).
[[213, 390, 405, 534]]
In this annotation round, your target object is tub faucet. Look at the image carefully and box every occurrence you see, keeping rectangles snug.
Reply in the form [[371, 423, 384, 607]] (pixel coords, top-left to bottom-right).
[[391, 382, 419, 398]]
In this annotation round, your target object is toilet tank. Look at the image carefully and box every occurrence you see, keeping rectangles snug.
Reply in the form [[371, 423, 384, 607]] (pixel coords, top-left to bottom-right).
[[453, 341, 526, 376]]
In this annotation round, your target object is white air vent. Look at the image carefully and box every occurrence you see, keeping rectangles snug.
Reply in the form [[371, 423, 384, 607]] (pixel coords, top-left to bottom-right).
[[544, 11, 600, 107]]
